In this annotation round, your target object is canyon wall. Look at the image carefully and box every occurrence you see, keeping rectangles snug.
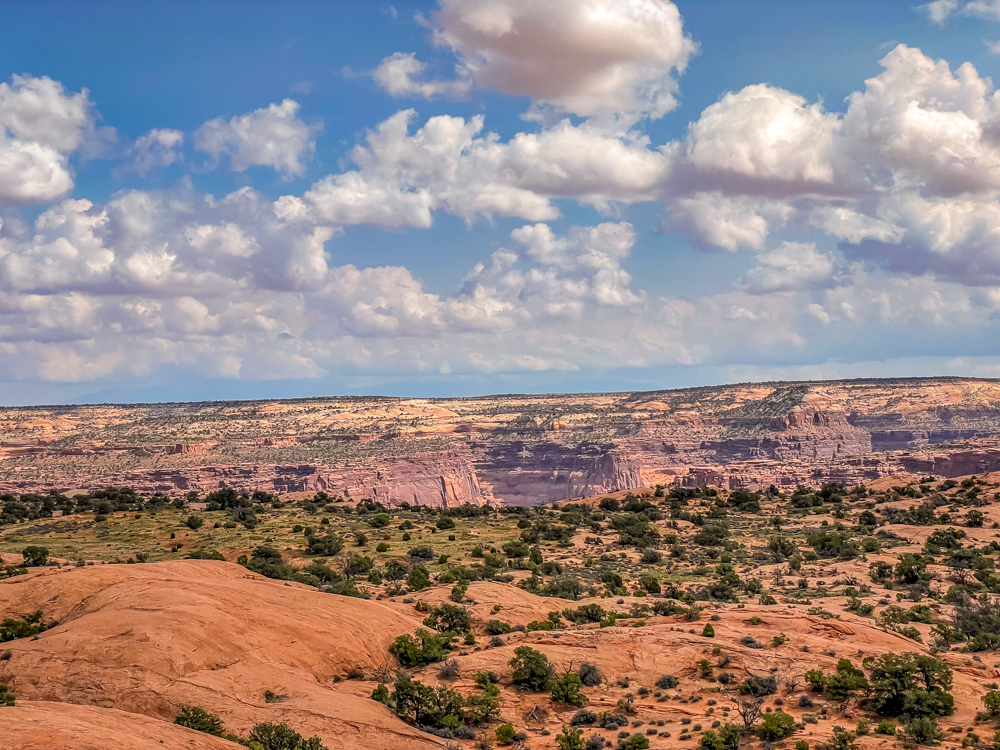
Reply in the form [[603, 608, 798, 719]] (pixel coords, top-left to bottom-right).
[[3, 377, 1000, 505]]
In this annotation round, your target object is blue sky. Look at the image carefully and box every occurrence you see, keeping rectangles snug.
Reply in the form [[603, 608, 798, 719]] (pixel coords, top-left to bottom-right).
[[0, 0, 999, 404]]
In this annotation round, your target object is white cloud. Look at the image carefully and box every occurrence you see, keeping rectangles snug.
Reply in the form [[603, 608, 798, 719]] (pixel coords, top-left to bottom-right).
[[288, 109, 669, 230], [378, 0, 697, 126], [920, 0, 959, 22], [965, 0, 1000, 19], [664, 193, 790, 252], [0, 74, 97, 152], [372, 52, 472, 99], [739, 242, 838, 294], [125, 129, 184, 177], [0, 75, 106, 205], [194, 99, 320, 178], [681, 84, 841, 189]]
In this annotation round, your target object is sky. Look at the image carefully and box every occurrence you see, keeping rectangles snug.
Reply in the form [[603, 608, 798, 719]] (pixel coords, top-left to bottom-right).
[[1, 0, 1000, 405]]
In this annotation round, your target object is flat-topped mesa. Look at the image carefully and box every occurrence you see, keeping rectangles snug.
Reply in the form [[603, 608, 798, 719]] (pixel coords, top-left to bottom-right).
[[0, 450, 490, 508], [4, 377, 1000, 505]]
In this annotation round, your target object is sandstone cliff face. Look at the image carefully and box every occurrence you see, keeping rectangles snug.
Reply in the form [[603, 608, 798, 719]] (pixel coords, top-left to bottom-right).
[[3, 378, 1000, 504], [0, 450, 486, 508]]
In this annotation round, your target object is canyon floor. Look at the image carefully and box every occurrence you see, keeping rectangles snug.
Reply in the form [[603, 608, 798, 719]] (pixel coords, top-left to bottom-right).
[[5, 473, 1000, 748]]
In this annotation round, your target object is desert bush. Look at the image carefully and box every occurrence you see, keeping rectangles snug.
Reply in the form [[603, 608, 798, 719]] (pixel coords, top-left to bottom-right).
[[248, 721, 328, 750], [579, 663, 602, 687], [906, 716, 942, 745], [739, 675, 777, 698], [422, 604, 472, 634], [175, 706, 227, 737], [758, 711, 796, 741], [0, 611, 46, 642], [656, 674, 679, 689], [19, 544, 50, 568], [550, 672, 587, 706], [389, 629, 454, 667], [509, 646, 553, 691]]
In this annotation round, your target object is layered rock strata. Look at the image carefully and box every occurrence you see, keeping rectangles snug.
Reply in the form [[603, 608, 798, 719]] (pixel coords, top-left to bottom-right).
[[3, 378, 1000, 504]]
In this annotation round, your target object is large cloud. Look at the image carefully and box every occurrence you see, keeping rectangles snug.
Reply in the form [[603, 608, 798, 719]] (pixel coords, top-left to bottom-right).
[[0, 75, 106, 205], [376, 0, 697, 126], [287, 109, 669, 229]]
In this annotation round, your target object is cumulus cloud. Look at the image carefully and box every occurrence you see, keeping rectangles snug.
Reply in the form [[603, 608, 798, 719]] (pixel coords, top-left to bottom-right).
[[372, 52, 472, 99], [681, 84, 841, 190], [739, 242, 838, 294], [284, 109, 669, 230], [0, 75, 106, 205], [658, 44, 1000, 256], [124, 129, 184, 177], [377, 0, 697, 126], [194, 99, 320, 178], [921, 0, 1000, 21], [7, 44, 1000, 388]]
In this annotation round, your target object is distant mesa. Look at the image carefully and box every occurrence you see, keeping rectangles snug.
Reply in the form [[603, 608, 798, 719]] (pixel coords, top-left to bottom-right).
[[1, 377, 1000, 506]]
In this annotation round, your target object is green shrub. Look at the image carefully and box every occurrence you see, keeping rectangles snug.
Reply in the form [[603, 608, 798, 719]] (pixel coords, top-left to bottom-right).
[[407, 566, 430, 591], [621, 734, 650, 750], [422, 603, 472, 634], [0, 611, 46, 642], [556, 726, 585, 750], [21, 546, 48, 566], [509, 646, 553, 691], [485, 620, 513, 635], [549, 673, 586, 706], [0, 684, 14, 707], [984, 690, 1000, 717], [876, 720, 896, 735], [388, 629, 454, 667], [175, 706, 227, 736], [906, 716, 941, 745], [702, 623, 715, 637], [699, 724, 743, 750], [758, 711, 796, 741], [868, 653, 954, 720], [496, 723, 517, 745], [248, 721, 328, 750]]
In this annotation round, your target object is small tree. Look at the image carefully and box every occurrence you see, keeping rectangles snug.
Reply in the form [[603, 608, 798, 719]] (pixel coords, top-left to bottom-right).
[[702, 623, 715, 637], [906, 717, 942, 745], [557, 726, 586, 750], [248, 722, 328, 750], [21, 546, 48, 567], [175, 706, 226, 736], [759, 711, 796, 741], [549, 672, 586, 706], [700, 724, 743, 750], [732, 696, 763, 729], [407, 567, 430, 591], [984, 690, 1000, 717], [509, 646, 553, 691], [496, 723, 517, 745], [185, 515, 204, 530]]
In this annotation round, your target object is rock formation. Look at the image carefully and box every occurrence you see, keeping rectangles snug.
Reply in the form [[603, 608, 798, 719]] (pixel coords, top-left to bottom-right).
[[4, 377, 1000, 504]]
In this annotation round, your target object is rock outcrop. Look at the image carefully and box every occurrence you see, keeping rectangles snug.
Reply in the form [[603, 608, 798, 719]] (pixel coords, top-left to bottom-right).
[[4, 377, 1000, 504]]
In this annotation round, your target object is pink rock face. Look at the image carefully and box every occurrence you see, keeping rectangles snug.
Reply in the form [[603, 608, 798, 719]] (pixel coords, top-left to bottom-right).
[[3, 378, 1000, 504]]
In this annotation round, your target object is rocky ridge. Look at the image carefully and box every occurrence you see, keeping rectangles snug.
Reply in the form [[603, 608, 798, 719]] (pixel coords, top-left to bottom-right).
[[3, 377, 1000, 505]]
